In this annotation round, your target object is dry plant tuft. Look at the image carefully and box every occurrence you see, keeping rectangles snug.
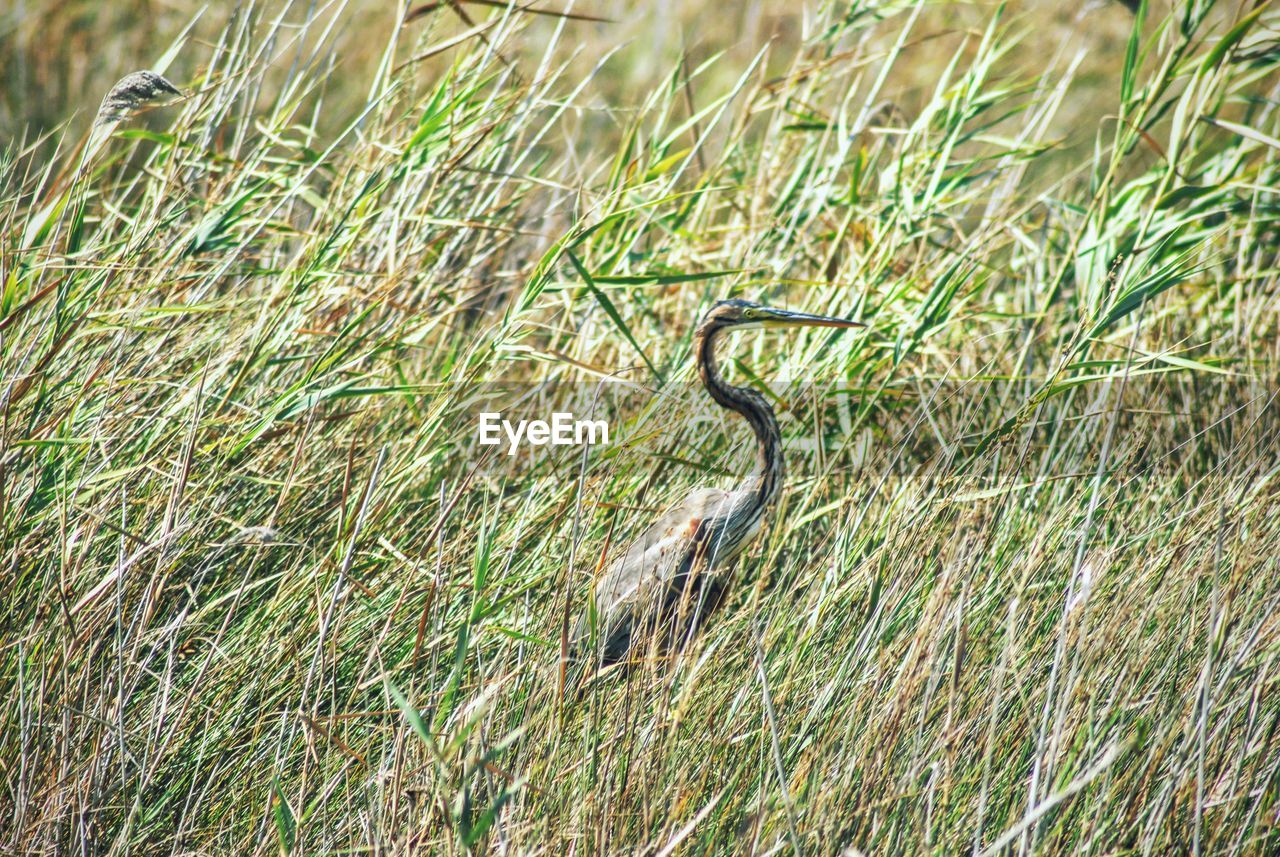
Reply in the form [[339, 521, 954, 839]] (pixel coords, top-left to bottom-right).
[[93, 69, 182, 126]]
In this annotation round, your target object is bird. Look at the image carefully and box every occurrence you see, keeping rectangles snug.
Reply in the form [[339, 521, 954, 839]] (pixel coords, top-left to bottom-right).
[[571, 298, 864, 673]]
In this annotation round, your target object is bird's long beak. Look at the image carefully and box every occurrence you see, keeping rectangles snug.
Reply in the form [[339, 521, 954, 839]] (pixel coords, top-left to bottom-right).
[[761, 308, 866, 329]]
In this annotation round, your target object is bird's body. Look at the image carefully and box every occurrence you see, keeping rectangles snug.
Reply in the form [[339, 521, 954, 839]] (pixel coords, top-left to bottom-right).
[[583, 485, 761, 662], [572, 299, 863, 668]]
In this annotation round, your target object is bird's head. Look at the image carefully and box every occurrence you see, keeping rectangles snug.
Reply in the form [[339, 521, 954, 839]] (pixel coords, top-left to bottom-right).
[[697, 298, 866, 335]]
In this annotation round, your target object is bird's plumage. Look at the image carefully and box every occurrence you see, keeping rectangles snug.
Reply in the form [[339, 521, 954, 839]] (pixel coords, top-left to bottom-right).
[[571, 298, 862, 671], [578, 485, 763, 661]]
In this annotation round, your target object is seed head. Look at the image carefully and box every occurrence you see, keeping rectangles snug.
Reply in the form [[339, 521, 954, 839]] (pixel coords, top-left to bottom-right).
[[95, 70, 183, 126]]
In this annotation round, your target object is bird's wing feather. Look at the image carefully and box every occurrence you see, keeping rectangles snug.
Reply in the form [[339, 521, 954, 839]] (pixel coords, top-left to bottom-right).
[[579, 487, 754, 660], [596, 487, 728, 599]]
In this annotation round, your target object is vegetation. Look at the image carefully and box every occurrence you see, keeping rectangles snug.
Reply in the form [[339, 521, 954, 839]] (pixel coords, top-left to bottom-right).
[[3, 0, 1279, 853]]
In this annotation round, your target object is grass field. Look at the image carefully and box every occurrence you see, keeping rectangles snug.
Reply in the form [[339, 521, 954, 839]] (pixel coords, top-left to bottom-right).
[[3, 0, 1280, 854]]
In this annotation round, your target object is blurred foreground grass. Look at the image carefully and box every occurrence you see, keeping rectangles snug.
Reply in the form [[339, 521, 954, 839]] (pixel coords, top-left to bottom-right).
[[2, 0, 1280, 854]]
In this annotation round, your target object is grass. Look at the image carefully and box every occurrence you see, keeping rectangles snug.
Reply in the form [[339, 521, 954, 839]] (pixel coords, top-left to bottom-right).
[[3, 0, 1280, 853]]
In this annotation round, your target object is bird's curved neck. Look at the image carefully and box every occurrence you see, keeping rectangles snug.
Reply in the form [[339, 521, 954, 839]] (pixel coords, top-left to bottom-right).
[[696, 326, 783, 506]]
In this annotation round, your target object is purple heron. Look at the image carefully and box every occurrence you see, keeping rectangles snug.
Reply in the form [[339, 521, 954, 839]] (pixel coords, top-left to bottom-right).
[[571, 299, 864, 669]]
